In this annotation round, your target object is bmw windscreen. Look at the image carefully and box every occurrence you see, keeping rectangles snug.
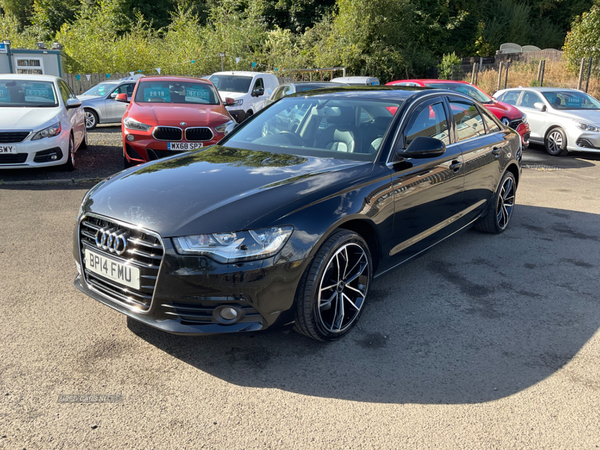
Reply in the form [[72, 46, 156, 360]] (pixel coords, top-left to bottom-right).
[[134, 81, 220, 105], [0, 80, 58, 107], [222, 97, 403, 161]]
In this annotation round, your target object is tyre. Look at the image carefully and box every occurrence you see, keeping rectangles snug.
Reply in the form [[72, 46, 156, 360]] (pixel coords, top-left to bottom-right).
[[84, 109, 98, 130], [294, 229, 373, 341], [61, 134, 75, 171], [474, 171, 516, 234], [544, 128, 568, 156], [79, 129, 88, 150]]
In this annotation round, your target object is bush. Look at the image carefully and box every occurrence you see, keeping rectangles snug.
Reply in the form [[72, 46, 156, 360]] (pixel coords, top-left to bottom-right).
[[438, 52, 462, 79], [563, 5, 600, 76]]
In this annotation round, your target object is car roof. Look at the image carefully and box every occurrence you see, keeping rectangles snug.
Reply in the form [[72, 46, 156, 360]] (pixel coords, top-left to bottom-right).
[[499, 87, 584, 93], [210, 71, 274, 77], [138, 75, 213, 84], [287, 86, 448, 102], [0, 74, 60, 82], [394, 79, 469, 85]]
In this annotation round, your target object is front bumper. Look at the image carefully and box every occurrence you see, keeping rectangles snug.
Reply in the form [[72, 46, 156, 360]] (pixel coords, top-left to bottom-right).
[[226, 109, 246, 123], [569, 130, 600, 153], [123, 128, 225, 164], [0, 131, 70, 168], [74, 226, 307, 335], [515, 122, 530, 147]]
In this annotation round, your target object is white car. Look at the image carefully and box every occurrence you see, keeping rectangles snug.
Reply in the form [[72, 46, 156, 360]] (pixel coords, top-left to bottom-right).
[[494, 87, 600, 156], [331, 76, 380, 86], [208, 71, 279, 123], [0, 74, 87, 170]]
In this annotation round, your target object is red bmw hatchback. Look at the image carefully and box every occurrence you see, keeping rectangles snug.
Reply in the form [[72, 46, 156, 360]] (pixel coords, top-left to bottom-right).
[[118, 76, 236, 167], [387, 79, 530, 147]]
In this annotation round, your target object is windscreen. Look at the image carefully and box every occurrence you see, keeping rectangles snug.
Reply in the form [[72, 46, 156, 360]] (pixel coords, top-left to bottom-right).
[[134, 81, 219, 104], [0, 80, 58, 107], [542, 91, 600, 110], [82, 82, 117, 97], [223, 97, 403, 161], [425, 82, 492, 104], [209, 75, 253, 93]]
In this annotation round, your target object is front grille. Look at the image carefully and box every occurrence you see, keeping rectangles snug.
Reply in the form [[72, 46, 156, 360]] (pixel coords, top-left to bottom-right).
[[153, 127, 182, 141], [0, 132, 30, 143], [185, 127, 214, 141], [146, 148, 184, 161], [161, 301, 261, 325], [0, 153, 27, 164], [508, 118, 523, 129], [79, 215, 164, 310]]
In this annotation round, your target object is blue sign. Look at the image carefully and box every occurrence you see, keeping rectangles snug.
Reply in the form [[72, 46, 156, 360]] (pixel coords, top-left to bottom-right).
[[0, 43, 7, 54], [186, 87, 210, 100], [143, 85, 170, 102], [0, 87, 10, 102]]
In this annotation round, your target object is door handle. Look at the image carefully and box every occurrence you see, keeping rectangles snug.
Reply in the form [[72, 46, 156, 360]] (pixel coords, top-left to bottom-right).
[[492, 147, 501, 157], [450, 160, 462, 172]]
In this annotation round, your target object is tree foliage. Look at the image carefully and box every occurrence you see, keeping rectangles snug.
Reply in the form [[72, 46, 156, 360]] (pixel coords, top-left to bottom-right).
[[563, 4, 600, 74]]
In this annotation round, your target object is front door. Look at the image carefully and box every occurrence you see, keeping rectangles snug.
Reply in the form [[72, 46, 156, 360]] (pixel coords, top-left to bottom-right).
[[388, 97, 465, 263], [105, 83, 135, 122]]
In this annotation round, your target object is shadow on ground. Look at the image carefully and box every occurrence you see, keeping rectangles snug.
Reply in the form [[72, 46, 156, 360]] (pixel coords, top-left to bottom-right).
[[522, 143, 600, 169], [127, 204, 600, 404]]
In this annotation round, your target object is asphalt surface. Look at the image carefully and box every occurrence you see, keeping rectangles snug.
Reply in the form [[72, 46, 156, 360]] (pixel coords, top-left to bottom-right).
[[1, 130, 599, 449]]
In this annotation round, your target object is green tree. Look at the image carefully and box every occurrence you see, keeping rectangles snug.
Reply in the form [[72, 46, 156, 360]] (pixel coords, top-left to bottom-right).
[[563, 4, 600, 74]]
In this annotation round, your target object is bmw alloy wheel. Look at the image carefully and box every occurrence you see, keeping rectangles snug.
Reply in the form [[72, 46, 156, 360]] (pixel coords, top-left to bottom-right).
[[316, 243, 370, 334]]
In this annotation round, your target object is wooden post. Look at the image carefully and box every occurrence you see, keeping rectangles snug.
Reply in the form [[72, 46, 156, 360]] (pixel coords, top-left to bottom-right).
[[585, 57, 593, 93], [497, 62, 504, 90], [540, 60, 546, 87], [504, 62, 509, 89], [537, 60, 543, 84], [578, 58, 585, 90], [471, 63, 477, 84]]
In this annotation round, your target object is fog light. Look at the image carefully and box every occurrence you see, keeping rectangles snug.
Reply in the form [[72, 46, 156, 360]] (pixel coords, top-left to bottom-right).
[[50, 154, 58, 160], [126, 134, 134, 142], [219, 307, 238, 321]]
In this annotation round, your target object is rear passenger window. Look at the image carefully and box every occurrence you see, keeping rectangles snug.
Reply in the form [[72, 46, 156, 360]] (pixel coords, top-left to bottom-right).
[[479, 107, 501, 133], [449, 100, 485, 141], [404, 102, 450, 146]]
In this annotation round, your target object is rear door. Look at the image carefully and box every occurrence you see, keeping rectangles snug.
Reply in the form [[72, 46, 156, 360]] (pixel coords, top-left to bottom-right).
[[449, 95, 506, 221], [517, 90, 547, 142], [387, 96, 465, 262]]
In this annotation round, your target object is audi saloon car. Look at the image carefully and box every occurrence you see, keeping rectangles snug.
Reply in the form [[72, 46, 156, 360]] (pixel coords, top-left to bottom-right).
[[119, 76, 236, 167], [74, 86, 521, 341], [0, 74, 87, 170]]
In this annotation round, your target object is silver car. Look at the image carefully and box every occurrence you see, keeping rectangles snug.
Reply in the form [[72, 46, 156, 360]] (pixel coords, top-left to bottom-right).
[[78, 78, 139, 129], [494, 87, 600, 156]]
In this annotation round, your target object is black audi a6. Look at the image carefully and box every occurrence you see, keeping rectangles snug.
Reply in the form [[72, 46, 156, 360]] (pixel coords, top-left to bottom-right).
[[73, 87, 521, 341]]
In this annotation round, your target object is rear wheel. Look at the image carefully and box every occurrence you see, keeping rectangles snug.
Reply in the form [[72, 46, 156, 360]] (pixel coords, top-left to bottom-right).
[[294, 230, 372, 341], [545, 128, 568, 156], [474, 171, 516, 234]]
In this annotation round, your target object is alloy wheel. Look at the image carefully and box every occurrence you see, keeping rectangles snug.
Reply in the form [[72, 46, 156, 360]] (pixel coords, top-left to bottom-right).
[[496, 176, 515, 230], [316, 243, 370, 333], [85, 111, 96, 129], [547, 130, 563, 155]]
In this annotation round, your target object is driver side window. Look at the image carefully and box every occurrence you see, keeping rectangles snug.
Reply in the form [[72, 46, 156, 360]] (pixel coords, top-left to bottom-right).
[[404, 102, 450, 146], [253, 78, 264, 95]]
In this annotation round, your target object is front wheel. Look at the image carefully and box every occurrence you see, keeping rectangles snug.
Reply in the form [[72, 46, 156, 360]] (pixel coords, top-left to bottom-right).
[[61, 134, 75, 171], [545, 128, 568, 156], [84, 109, 98, 130], [294, 230, 372, 341], [474, 171, 516, 234]]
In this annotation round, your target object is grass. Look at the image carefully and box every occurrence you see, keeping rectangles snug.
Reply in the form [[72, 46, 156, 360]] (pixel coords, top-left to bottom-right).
[[466, 61, 600, 99]]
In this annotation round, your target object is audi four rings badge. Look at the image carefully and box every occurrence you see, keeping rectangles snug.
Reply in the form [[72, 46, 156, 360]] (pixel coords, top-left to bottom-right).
[[95, 228, 129, 255]]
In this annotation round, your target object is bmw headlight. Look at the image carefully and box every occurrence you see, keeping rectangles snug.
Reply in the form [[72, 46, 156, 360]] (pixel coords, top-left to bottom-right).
[[173, 226, 294, 263], [123, 117, 152, 132], [214, 120, 236, 135], [574, 120, 600, 132], [32, 122, 61, 140]]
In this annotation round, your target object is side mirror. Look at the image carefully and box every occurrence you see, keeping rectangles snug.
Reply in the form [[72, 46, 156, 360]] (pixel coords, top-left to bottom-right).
[[110, 92, 117, 98], [397, 136, 446, 159], [534, 102, 546, 112], [66, 98, 82, 109], [115, 93, 129, 103], [224, 97, 236, 107], [252, 87, 264, 97]]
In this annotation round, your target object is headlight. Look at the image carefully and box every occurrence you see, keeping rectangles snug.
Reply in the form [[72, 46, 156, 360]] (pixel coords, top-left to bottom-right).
[[173, 226, 293, 263], [230, 99, 243, 107], [521, 114, 527, 124], [214, 120, 236, 135], [123, 117, 152, 132], [574, 120, 600, 132], [32, 122, 61, 140]]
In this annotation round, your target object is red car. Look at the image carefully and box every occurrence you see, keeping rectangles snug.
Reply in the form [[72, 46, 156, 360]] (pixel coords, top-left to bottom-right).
[[118, 76, 236, 167], [387, 79, 530, 147]]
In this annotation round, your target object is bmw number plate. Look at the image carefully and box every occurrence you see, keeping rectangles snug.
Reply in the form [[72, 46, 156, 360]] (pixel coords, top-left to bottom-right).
[[167, 142, 203, 151], [84, 248, 140, 290], [0, 145, 16, 154]]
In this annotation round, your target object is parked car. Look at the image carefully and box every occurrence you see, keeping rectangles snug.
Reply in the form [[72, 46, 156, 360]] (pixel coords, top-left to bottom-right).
[[79, 75, 143, 129], [0, 74, 86, 170], [74, 86, 521, 341], [119, 76, 236, 167], [265, 81, 348, 107], [331, 76, 380, 85], [387, 79, 530, 148], [208, 71, 279, 123], [494, 87, 600, 156]]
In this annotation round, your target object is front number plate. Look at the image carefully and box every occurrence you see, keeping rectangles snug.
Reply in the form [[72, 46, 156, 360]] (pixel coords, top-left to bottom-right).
[[84, 248, 140, 290], [167, 142, 203, 151], [0, 145, 17, 154]]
